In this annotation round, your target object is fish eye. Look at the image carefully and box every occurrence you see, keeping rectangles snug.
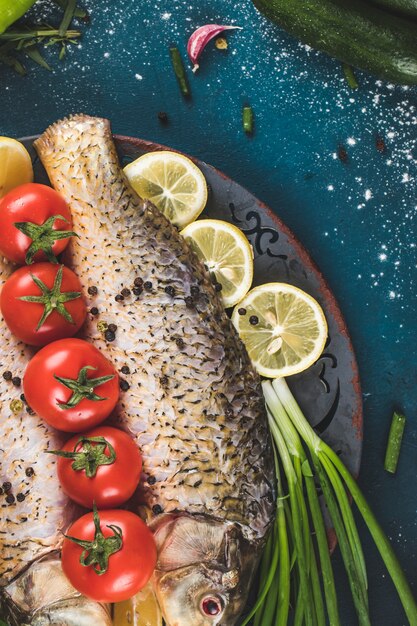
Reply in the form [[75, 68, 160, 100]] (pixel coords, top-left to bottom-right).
[[201, 595, 223, 617]]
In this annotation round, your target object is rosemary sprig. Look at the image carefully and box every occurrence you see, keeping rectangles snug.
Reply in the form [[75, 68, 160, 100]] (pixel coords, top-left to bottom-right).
[[0, 0, 87, 75]]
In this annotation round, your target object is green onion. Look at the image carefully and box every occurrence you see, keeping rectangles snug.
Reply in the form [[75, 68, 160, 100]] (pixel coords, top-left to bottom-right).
[[266, 377, 417, 625], [342, 63, 359, 89], [384, 411, 406, 474], [243, 105, 254, 134], [169, 46, 190, 98]]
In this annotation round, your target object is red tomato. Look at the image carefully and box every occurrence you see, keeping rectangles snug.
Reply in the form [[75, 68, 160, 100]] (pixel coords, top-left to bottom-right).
[[54, 426, 142, 508], [24, 338, 119, 432], [0, 183, 75, 265], [62, 508, 157, 603], [0, 262, 86, 346]]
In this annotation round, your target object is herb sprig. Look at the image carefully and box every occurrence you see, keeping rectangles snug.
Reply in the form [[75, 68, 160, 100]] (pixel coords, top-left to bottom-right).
[[0, 0, 88, 75]]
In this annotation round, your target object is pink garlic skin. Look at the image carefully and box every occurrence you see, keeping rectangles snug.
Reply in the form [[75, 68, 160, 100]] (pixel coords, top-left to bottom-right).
[[187, 24, 242, 72]]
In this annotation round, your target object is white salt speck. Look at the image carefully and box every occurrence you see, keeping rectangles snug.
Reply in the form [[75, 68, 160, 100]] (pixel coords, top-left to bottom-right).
[[327, 185, 334, 191], [379, 253, 387, 261], [364, 189, 373, 201], [389, 291, 396, 299], [104, 52, 110, 58], [387, 131, 395, 139], [135, 74, 143, 80], [347, 137, 356, 146], [401, 173, 410, 183], [161, 12, 172, 20]]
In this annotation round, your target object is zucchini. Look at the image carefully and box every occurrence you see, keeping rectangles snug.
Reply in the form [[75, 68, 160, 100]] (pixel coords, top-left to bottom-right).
[[252, 0, 417, 84], [368, 0, 417, 21]]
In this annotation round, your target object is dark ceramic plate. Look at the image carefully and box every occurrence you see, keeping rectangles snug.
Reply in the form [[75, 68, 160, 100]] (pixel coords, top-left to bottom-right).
[[23, 133, 363, 517]]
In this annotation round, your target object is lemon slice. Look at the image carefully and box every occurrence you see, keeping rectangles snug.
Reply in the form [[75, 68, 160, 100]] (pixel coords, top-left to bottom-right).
[[113, 584, 162, 626], [124, 151, 208, 229], [181, 219, 254, 307], [0, 137, 33, 199], [232, 283, 327, 378]]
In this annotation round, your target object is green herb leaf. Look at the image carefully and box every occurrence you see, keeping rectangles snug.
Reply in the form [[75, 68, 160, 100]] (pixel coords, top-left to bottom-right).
[[59, 0, 77, 37], [24, 45, 52, 70]]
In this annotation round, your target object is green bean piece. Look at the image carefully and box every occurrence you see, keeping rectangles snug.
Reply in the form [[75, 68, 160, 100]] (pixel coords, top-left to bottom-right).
[[342, 63, 359, 89], [169, 46, 190, 97], [384, 411, 406, 474], [243, 105, 254, 134]]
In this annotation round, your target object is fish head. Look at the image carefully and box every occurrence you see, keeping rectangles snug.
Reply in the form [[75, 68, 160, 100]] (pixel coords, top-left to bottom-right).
[[152, 514, 259, 626]]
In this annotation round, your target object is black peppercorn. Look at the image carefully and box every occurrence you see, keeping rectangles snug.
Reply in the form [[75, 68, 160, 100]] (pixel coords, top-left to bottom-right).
[[12, 377, 21, 387], [25, 467, 34, 477], [215, 283, 223, 292], [108, 323, 117, 333], [115, 294, 124, 302], [20, 394, 26, 402], [238, 308, 246, 316], [148, 475, 156, 485], [144, 281, 152, 290], [88, 286, 98, 296], [120, 379, 130, 391], [165, 285, 176, 297], [26, 406, 35, 415], [3, 371, 12, 381], [2, 482, 11, 493], [190, 285, 200, 297], [121, 365, 130, 375], [121, 288, 131, 298], [152, 504, 163, 515], [176, 338, 185, 349], [134, 277, 143, 288], [133, 287, 143, 296], [158, 111, 168, 124], [16, 493, 25, 502], [185, 296, 194, 308], [90, 306, 99, 316], [5, 494, 15, 504], [337, 145, 348, 163], [105, 330, 116, 342], [249, 315, 259, 325]]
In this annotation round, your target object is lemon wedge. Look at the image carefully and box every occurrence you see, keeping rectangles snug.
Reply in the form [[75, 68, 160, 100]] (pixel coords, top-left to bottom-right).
[[113, 584, 162, 626], [181, 218, 254, 307], [0, 137, 33, 199], [232, 283, 328, 378], [124, 150, 208, 229]]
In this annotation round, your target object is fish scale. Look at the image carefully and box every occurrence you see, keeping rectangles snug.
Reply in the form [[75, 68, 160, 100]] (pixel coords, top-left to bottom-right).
[[35, 114, 275, 541]]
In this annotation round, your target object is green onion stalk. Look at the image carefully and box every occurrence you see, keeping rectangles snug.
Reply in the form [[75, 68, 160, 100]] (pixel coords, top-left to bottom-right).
[[254, 377, 417, 626]]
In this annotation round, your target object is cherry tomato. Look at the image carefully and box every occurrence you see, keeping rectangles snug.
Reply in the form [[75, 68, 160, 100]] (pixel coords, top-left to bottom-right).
[[0, 183, 75, 265], [62, 508, 157, 603], [24, 338, 119, 432], [52, 426, 142, 508], [0, 262, 86, 346]]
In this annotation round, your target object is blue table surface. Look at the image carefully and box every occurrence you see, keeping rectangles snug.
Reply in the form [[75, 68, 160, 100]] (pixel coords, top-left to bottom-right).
[[1, 1, 416, 624]]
